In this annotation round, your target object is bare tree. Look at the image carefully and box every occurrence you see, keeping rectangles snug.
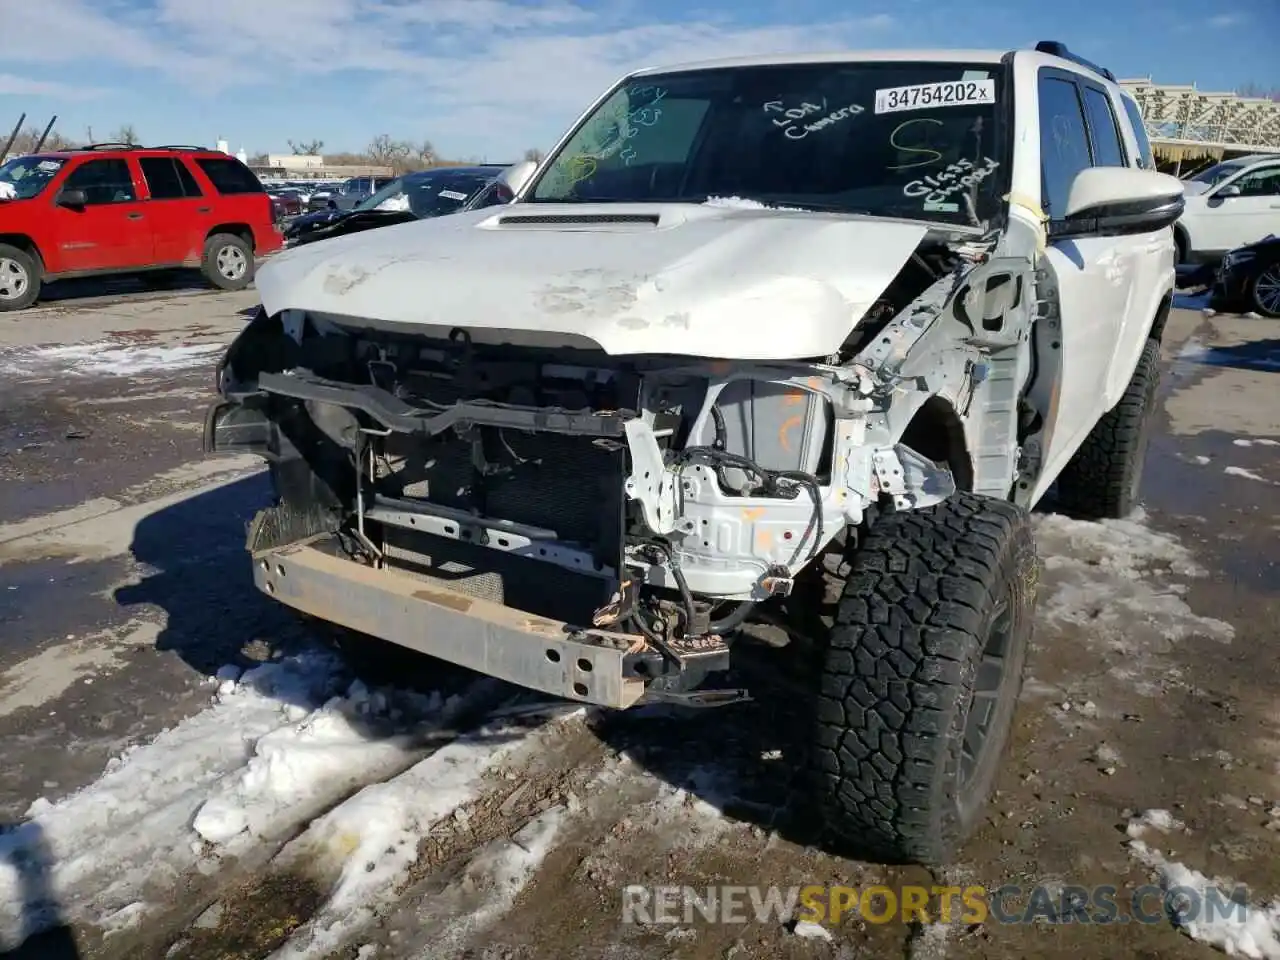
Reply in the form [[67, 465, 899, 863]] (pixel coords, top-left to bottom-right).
[[366, 134, 413, 166], [111, 124, 140, 145], [287, 138, 325, 155], [417, 140, 437, 166], [523, 148, 545, 163]]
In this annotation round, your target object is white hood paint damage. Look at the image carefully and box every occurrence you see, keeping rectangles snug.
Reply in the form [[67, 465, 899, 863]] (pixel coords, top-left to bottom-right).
[[254, 203, 931, 359]]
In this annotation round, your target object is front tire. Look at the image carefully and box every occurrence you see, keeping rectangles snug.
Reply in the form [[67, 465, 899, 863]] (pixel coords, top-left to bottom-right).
[[202, 233, 255, 291], [810, 492, 1037, 865], [1054, 339, 1161, 520], [0, 243, 41, 311]]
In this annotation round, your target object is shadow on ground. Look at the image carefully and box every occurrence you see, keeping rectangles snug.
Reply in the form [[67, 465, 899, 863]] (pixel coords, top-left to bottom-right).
[[0, 821, 81, 959]]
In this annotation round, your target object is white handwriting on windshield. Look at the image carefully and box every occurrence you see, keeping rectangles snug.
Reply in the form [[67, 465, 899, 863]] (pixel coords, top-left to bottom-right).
[[763, 98, 865, 140], [902, 157, 1000, 205]]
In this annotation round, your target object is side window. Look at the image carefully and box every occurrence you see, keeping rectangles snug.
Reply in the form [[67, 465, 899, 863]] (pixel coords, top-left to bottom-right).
[[139, 158, 185, 199], [1235, 166, 1280, 197], [1120, 96, 1154, 169], [175, 159, 203, 197], [194, 157, 264, 194], [1081, 87, 1127, 167], [62, 159, 137, 204], [1037, 75, 1093, 218]]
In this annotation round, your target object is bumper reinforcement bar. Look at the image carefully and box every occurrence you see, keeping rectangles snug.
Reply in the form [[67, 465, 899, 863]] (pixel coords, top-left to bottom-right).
[[253, 542, 647, 708]]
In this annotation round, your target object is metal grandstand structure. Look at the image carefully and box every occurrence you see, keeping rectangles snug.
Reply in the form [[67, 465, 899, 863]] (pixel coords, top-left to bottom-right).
[[1121, 78, 1280, 164]]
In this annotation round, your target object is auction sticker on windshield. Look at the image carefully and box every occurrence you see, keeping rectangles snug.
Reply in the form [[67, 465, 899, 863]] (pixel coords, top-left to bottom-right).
[[874, 80, 995, 114]]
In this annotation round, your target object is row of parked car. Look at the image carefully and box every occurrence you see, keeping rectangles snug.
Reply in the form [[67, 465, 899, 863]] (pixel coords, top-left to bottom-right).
[[0, 137, 1276, 315], [1175, 153, 1280, 317], [0, 145, 519, 311]]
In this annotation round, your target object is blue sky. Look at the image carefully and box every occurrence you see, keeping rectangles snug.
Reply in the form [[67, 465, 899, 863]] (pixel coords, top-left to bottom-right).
[[1, 0, 1276, 161]]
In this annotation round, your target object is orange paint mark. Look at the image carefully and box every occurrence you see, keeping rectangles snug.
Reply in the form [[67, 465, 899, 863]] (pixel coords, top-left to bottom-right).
[[755, 529, 775, 551], [777, 414, 802, 453], [741, 507, 765, 521], [783, 390, 806, 406]]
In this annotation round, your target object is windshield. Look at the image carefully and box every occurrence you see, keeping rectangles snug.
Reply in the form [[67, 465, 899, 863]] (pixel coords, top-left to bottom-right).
[[0, 155, 67, 200], [528, 61, 1009, 227], [355, 171, 497, 216], [1190, 161, 1245, 187]]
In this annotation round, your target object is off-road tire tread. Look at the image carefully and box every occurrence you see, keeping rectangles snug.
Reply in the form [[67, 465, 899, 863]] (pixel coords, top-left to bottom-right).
[[1054, 339, 1161, 520], [810, 492, 1036, 865], [0, 242, 41, 311], [202, 233, 254, 291]]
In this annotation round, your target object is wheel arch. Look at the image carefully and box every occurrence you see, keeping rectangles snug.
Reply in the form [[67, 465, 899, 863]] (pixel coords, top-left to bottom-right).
[[0, 234, 45, 275], [1147, 289, 1174, 343], [898, 394, 975, 494], [207, 223, 255, 251]]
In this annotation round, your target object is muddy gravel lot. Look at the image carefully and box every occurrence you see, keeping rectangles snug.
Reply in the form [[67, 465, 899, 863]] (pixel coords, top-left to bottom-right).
[[0, 288, 1278, 960]]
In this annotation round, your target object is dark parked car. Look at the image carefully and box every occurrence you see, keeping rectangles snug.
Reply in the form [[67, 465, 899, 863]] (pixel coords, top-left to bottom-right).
[[267, 188, 304, 219], [284, 165, 514, 246], [305, 176, 397, 212], [1211, 234, 1280, 317]]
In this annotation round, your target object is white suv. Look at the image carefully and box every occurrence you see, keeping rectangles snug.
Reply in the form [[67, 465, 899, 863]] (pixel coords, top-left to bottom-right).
[[1176, 154, 1280, 264], [209, 42, 1183, 866]]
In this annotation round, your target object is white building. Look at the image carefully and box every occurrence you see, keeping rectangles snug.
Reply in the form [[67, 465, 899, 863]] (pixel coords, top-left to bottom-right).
[[266, 154, 325, 170]]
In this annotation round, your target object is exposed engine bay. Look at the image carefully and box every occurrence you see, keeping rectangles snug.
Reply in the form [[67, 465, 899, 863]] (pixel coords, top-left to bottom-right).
[[208, 226, 1052, 697]]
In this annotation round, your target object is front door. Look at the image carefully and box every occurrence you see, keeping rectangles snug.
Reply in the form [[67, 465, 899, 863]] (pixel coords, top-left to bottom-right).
[[1034, 70, 1131, 494], [50, 158, 153, 273]]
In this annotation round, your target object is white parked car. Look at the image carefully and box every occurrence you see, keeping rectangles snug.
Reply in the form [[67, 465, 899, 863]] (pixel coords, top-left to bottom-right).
[[206, 41, 1182, 866], [1175, 153, 1280, 265]]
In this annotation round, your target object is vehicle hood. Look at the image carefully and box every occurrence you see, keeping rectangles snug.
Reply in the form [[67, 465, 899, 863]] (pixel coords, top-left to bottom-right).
[[1232, 233, 1280, 256], [254, 202, 933, 359], [290, 209, 419, 246]]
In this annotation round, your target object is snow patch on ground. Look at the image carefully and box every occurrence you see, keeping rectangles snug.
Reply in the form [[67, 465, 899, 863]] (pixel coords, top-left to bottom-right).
[[272, 707, 585, 960], [1127, 821, 1280, 959], [1225, 465, 1276, 485], [1034, 510, 1233, 649], [0, 340, 225, 377], [0, 650, 481, 951], [1234, 438, 1280, 448]]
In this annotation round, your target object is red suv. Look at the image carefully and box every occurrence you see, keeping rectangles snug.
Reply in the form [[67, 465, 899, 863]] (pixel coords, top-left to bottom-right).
[[0, 144, 284, 311]]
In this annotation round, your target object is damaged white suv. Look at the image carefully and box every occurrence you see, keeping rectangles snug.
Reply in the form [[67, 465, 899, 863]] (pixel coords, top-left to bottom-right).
[[205, 42, 1183, 865]]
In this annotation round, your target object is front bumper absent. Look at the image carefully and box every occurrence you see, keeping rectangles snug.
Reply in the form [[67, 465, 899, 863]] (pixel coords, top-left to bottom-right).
[[254, 543, 647, 708]]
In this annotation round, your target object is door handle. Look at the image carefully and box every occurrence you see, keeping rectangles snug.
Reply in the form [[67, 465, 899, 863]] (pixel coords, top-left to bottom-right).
[[197, 206, 212, 213], [126, 212, 144, 220]]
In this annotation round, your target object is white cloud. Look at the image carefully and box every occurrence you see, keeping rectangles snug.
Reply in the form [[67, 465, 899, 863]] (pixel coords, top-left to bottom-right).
[[0, 74, 109, 100], [0, 0, 900, 155], [1206, 12, 1243, 27]]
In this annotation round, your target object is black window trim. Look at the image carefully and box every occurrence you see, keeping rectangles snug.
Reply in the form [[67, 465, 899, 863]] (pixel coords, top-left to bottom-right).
[[1036, 66, 1095, 221], [1076, 78, 1131, 168]]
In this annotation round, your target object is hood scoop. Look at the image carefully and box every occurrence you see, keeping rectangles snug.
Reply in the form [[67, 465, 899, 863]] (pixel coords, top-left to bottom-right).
[[495, 212, 661, 227]]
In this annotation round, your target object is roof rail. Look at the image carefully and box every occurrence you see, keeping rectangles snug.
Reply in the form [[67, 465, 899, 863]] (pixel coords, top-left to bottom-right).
[[1035, 41, 1116, 82], [81, 142, 139, 151], [149, 144, 208, 151]]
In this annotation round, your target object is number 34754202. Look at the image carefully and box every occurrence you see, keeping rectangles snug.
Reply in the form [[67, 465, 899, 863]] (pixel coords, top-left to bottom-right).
[[874, 80, 995, 115]]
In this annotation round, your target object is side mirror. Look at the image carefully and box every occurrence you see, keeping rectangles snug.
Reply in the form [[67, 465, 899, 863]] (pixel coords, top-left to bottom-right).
[[1053, 167, 1185, 239], [1215, 184, 1242, 199], [57, 188, 88, 208], [498, 160, 538, 197]]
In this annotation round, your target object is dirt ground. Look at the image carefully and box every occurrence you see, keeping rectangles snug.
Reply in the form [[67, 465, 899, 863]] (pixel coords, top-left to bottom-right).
[[0, 286, 1277, 960]]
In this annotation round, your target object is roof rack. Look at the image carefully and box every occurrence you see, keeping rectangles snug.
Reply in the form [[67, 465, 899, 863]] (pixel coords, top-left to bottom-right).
[[1035, 41, 1116, 82], [149, 144, 209, 151], [80, 142, 139, 151]]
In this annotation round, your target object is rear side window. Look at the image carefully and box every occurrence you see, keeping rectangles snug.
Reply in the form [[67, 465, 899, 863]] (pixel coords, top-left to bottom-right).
[[1038, 75, 1092, 218], [195, 157, 264, 194], [1120, 96, 1154, 169], [140, 157, 203, 199], [1081, 87, 1127, 167]]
